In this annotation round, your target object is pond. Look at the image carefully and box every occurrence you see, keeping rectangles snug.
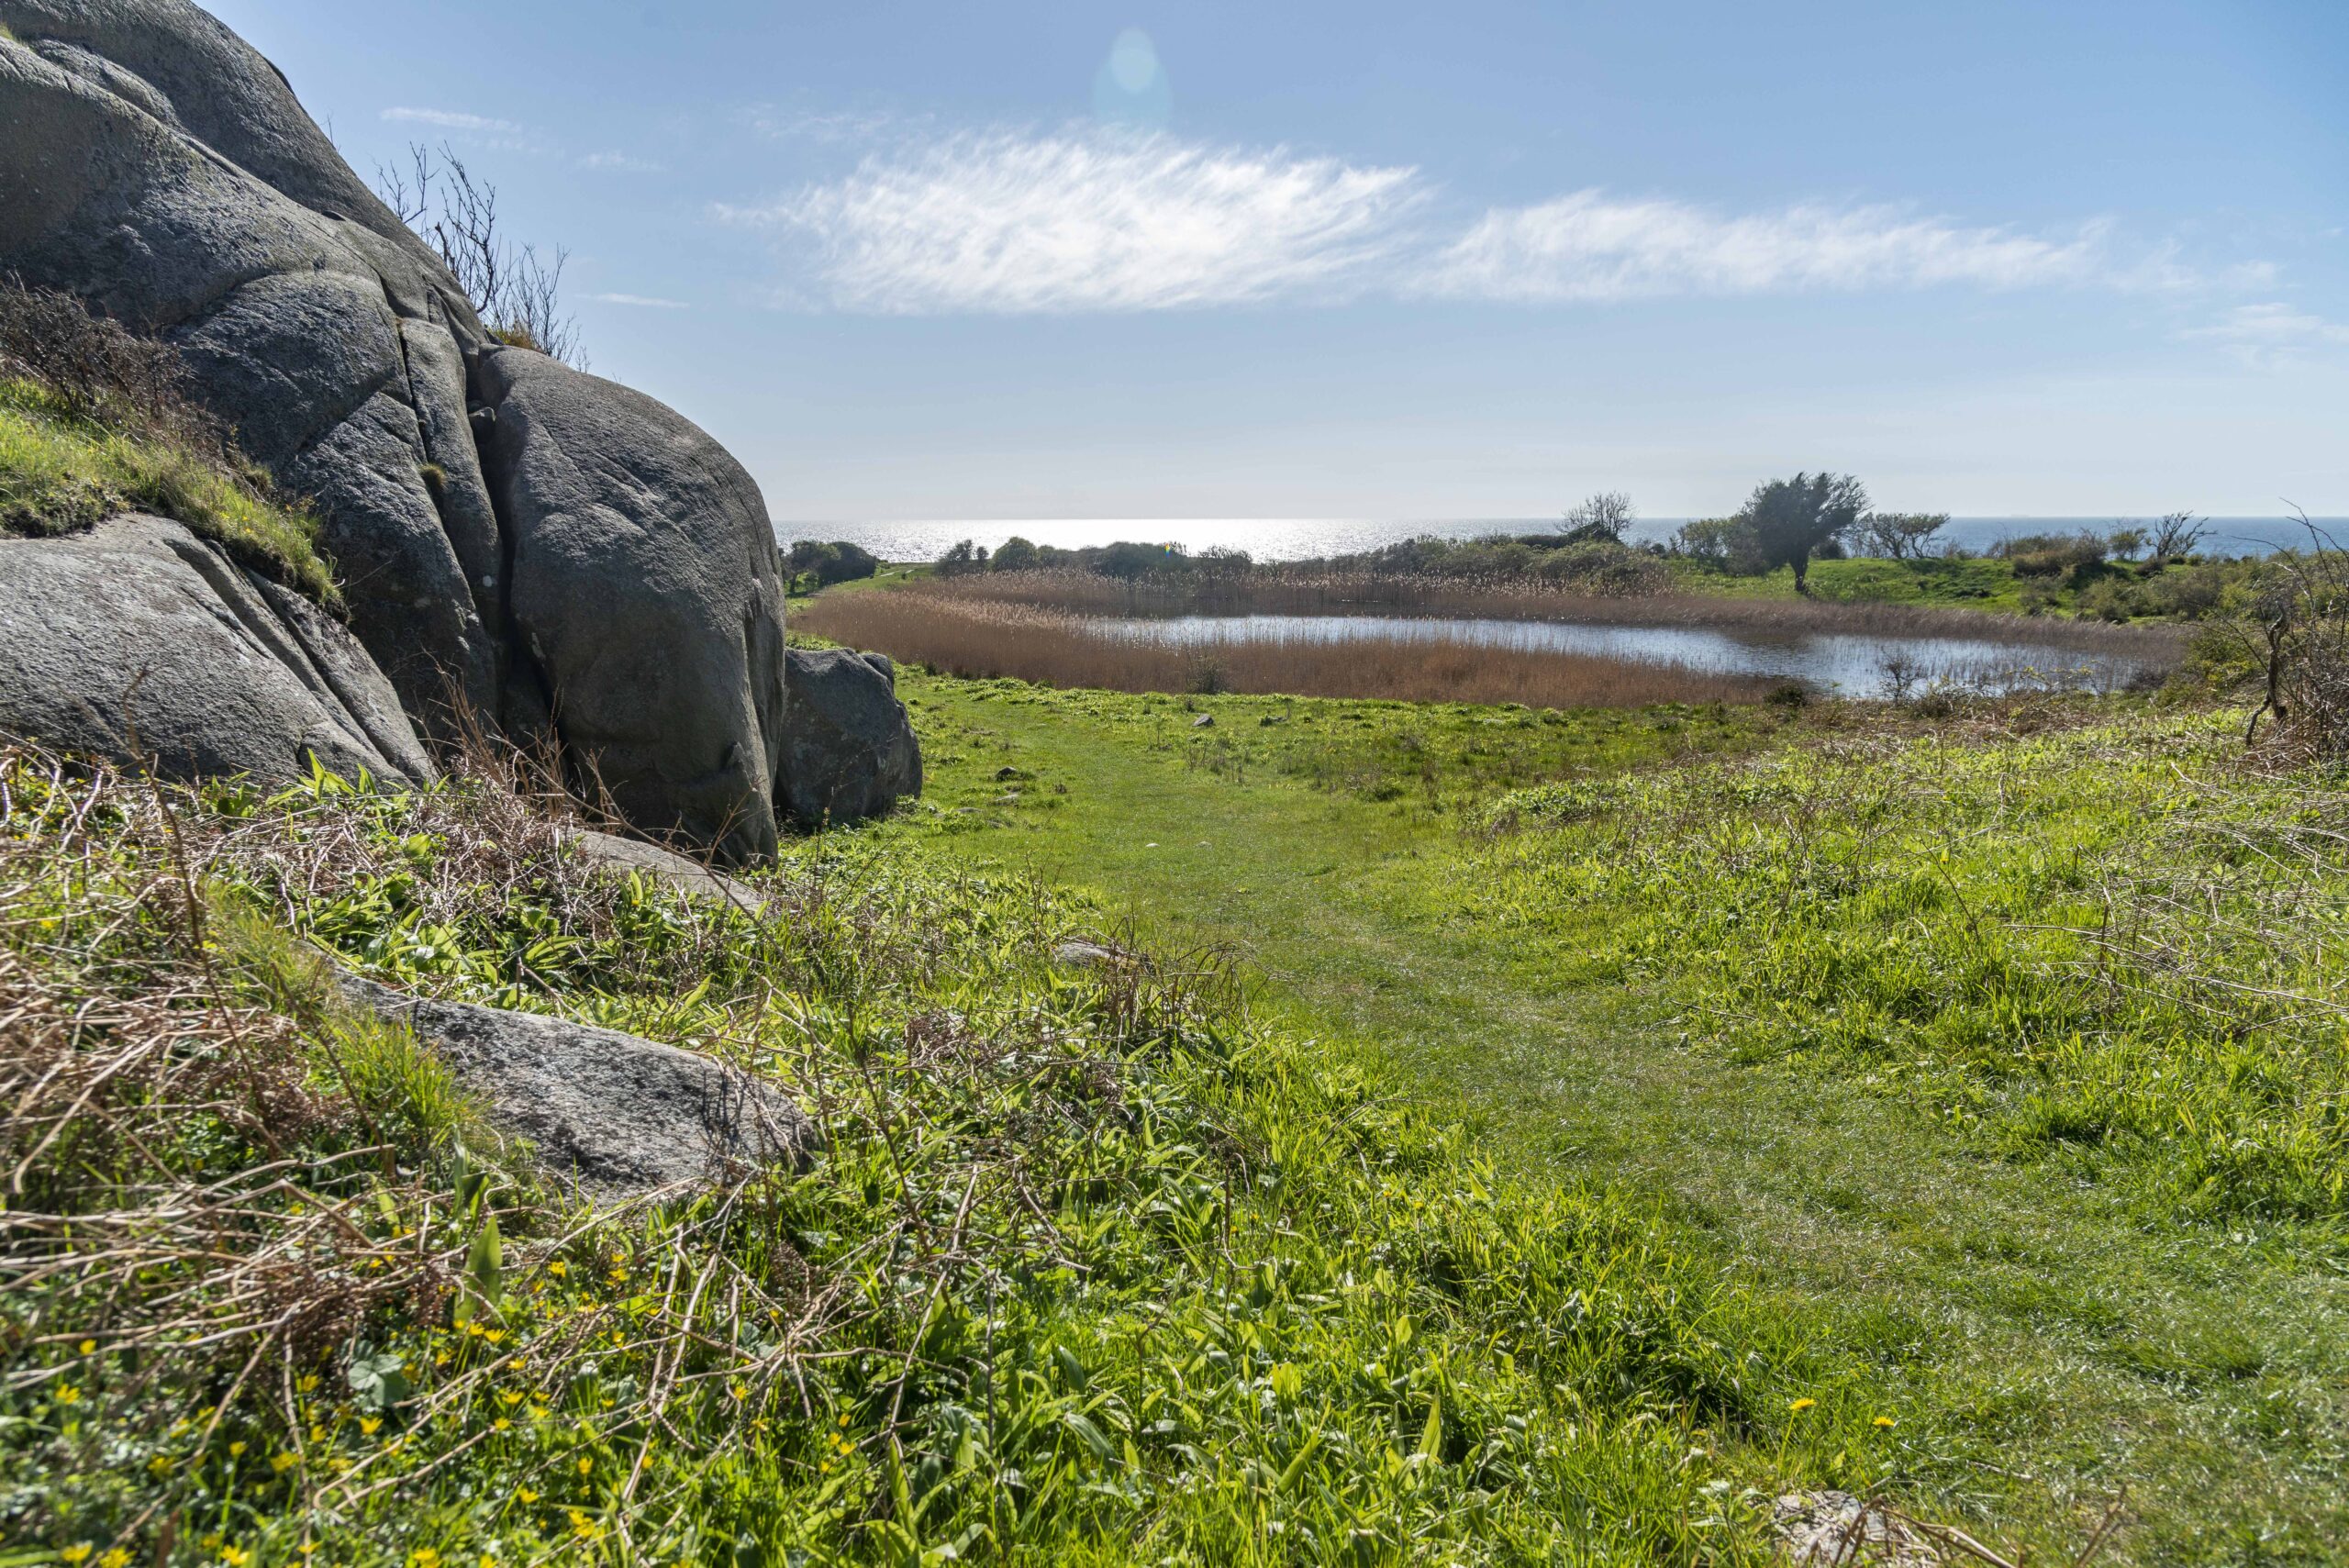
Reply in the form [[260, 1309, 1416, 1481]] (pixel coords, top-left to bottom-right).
[[1096, 613, 2164, 700]]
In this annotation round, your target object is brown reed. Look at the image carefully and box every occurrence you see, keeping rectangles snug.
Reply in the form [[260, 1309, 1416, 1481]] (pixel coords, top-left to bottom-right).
[[795, 591, 1788, 707]]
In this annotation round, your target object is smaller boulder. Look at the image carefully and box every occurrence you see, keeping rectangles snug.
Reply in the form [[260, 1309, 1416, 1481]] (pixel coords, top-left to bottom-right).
[[0, 515, 432, 786], [340, 976, 818, 1201], [566, 828, 766, 910], [778, 647, 922, 826]]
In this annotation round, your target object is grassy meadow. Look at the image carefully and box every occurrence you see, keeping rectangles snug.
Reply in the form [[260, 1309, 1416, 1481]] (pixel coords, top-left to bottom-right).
[[8, 658, 2345, 1562], [874, 673, 2349, 1562]]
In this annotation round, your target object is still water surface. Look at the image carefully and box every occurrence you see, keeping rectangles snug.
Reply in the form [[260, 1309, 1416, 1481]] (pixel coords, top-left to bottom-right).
[[1096, 613, 2161, 699]]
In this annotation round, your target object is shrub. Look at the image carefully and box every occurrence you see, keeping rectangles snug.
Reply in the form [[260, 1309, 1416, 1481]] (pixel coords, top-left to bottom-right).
[[816, 539, 878, 584], [989, 534, 1041, 573]]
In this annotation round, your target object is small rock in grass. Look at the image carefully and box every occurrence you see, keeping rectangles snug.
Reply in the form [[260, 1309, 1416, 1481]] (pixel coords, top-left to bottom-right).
[[1192, 714, 1215, 728]]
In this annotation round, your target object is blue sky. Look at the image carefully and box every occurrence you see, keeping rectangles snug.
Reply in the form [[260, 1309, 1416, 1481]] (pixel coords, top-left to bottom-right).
[[211, 0, 2346, 521]]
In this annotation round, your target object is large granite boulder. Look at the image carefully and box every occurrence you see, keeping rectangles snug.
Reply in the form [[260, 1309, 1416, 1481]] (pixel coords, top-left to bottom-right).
[[0, 515, 433, 785], [779, 648, 922, 825], [340, 975, 819, 1201], [0, 0, 920, 854], [0, 5, 499, 720], [473, 349, 791, 863]]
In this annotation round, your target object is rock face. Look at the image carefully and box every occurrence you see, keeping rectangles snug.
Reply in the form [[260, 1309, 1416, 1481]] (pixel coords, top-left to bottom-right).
[[0, 515, 433, 785], [779, 648, 923, 826], [473, 350, 790, 862], [341, 975, 818, 1201], [0, 0, 914, 852], [0, 3, 498, 718]]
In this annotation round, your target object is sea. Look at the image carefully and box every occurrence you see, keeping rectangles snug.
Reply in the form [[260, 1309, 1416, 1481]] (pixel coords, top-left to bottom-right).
[[781, 516, 2339, 564]]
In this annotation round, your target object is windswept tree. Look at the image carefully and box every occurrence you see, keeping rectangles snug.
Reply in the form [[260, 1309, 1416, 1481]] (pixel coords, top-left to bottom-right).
[[1561, 491, 1636, 544], [1854, 511, 1949, 561], [2147, 511, 2208, 568], [1742, 472, 1869, 593]]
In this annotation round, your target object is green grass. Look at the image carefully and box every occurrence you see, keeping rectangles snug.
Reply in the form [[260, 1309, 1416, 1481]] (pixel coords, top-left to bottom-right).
[[13, 672, 2347, 1563], [0, 377, 339, 603], [4, 748, 1876, 1566], [878, 674, 2349, 1562], [1670, 555, 2031, 610]]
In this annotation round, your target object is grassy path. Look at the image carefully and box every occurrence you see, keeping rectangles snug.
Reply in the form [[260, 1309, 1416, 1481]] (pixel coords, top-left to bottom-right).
[[883, 678, 2349, 1564]]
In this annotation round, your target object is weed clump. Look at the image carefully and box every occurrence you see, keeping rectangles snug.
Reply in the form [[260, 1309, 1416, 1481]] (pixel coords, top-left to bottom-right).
[[0, 281, 338, 603]]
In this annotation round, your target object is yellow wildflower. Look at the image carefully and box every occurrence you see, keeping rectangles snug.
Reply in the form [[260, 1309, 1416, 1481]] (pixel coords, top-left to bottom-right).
[[101, 1551, 131, 1568], [359, 1416, 383, 1436], [1874, 1415, 1897, 1429], [1789, 1397, 1817, 1413], [410, 1550, 441, 1568], [577, 1455, 593, 1475], [55, 1385, 81, 1406], [221, 1548, 251, 1568], [499, 1390, 524, 1407], [228, 1441, 246, 1458], [272, 1451, 297, 1473], [518, 1487, 539, 1504], [298, 1373, 320, 1393], [61, 1547, 93, 1565], [78, 1340, 96, 1356], [546, 1260, 567, 1278], [493, 1418, 511, 1432]]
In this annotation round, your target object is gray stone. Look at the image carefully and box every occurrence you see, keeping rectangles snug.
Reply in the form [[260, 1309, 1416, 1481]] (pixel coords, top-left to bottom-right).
[[1191, 713, 1215, 728], [0, 3, 926, 858], [0, 1, 473, 289], [340, 975, 818, 1201], [566, 828, 767, 910], [778, 646, 923, 826], [0, 25, 501, 720], [473, 348, 790, 862], [0, 515, 432, 785]]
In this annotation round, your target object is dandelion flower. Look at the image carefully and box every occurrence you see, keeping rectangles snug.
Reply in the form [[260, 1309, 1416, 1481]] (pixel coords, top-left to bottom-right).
[[55, 1385, 82, 1406], [272, 1452, 297, 1473], [494, 1418, 511, 1432], [577, 1455, 593, 1475], [1874, 1415, 1897, 1429], [518, 1487, 539, 1504], [1789, 1397, 1817, 1413], [101, 1551, 131, 1568], [410, 1550, 441, 1568], [78, 1340, 96, 1356], [60, 1547, 93, 1565]]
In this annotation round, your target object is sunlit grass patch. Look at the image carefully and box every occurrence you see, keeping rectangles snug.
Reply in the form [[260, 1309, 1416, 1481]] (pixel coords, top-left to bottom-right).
[[1475, 711, 2349, 1219], [0, 377, 337, 603]]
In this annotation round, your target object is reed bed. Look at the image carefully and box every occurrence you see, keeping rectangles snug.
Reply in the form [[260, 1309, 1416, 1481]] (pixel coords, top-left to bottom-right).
[[928, 568, 2186, 660], [796, 590, 1786, 707]]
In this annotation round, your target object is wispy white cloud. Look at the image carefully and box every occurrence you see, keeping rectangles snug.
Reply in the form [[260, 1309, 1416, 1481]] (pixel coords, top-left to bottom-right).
[[1420, 192, 2111, 302], [580, 150, 664, 174], [747, 105, 902, 145], [382, 106, 525, 135], [2182, 302, 2349, 365], [723, 129, 1423, 314], [584, 292, 690, 309]]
